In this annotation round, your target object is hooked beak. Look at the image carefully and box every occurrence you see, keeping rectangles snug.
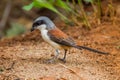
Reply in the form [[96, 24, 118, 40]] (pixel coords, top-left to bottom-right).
[[31, 27, 34, 32]]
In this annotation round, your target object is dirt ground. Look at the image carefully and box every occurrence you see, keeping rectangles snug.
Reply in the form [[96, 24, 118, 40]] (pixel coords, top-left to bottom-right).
[[0, 21, 120, 80]]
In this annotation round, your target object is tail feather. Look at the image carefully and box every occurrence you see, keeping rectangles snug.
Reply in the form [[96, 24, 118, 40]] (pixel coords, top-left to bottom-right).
[[74, 45, 109, 55]]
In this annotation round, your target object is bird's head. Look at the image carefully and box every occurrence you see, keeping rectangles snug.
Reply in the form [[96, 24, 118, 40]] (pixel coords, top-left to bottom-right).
[[31, 16, 56, 32]]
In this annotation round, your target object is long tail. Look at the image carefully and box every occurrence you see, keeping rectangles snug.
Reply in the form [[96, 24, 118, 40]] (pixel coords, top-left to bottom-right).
[[74, 45, 109, 55]]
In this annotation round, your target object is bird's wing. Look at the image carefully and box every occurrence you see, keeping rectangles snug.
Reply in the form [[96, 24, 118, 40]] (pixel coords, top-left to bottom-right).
[[48, 28, 76, 47]]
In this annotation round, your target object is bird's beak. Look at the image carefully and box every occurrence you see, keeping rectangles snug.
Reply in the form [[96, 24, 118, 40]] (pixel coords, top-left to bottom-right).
[[31, 27, 34, 32]]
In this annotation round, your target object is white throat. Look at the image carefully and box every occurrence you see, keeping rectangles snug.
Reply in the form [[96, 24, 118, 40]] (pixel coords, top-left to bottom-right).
[[37, 24, 47, 31], [38, 24, 61, 49]]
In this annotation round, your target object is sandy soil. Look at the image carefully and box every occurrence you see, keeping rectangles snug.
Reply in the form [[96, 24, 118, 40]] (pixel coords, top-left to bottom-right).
[[0, 23, 120, 80]]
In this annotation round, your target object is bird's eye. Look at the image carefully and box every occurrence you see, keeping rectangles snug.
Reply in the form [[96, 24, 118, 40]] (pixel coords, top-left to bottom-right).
[[33, 22, 40, 27], [33, 20, 44, 27], [35, 22, 40, 26]]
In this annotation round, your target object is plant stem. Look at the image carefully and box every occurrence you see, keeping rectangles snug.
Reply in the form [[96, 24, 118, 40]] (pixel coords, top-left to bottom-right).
[[97, 0, 102, 24], [78, 0, 91, 29]]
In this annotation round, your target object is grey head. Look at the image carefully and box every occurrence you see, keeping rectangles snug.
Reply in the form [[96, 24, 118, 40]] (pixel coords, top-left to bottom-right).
[[31, 16, 56, 31]]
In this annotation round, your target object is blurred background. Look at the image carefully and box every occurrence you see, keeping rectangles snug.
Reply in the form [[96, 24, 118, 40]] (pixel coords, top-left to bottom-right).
[[0, 1, 120, 79], [0, 0, 120, 39]]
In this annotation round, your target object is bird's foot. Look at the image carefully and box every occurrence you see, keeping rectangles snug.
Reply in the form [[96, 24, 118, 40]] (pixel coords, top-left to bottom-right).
[[58, 58, 66, 63], [46, 58, 56, 64]]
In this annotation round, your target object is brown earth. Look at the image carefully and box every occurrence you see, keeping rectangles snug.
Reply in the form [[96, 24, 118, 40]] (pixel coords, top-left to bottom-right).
[[0, 21, 120, 80]]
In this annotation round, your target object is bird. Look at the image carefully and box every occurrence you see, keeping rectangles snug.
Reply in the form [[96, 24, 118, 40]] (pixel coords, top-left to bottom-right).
[[31, 16, 109, 63]]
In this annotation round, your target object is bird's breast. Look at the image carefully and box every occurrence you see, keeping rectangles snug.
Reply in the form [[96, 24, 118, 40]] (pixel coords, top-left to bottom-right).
[[41, 29, 62, 49]]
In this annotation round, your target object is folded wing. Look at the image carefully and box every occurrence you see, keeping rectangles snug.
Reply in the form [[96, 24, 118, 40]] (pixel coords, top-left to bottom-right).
[[48, 28, 76, 47]]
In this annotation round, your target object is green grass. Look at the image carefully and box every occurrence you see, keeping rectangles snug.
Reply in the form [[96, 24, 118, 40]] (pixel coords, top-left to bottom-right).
[[23, 0, 115, 29]]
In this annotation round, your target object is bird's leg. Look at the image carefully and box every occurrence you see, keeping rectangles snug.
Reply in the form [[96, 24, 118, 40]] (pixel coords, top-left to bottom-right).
[[59, 49, 67, 63], [47, 49, 60, 63]]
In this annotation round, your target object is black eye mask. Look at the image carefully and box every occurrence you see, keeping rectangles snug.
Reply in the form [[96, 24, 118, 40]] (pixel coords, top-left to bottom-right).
[[31, 20, 45, 32], [34, 20, 44, 27]]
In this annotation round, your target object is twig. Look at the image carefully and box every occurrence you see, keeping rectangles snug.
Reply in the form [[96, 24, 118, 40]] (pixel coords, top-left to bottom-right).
[[0, 0, 11, 30], [59, 63, 84, 80], [6, 61, 16, 70]]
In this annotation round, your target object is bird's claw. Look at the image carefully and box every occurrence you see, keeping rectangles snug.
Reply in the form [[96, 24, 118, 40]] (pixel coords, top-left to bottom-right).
[[58, 58, 66, 63], [46, 58, 56, 64]]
